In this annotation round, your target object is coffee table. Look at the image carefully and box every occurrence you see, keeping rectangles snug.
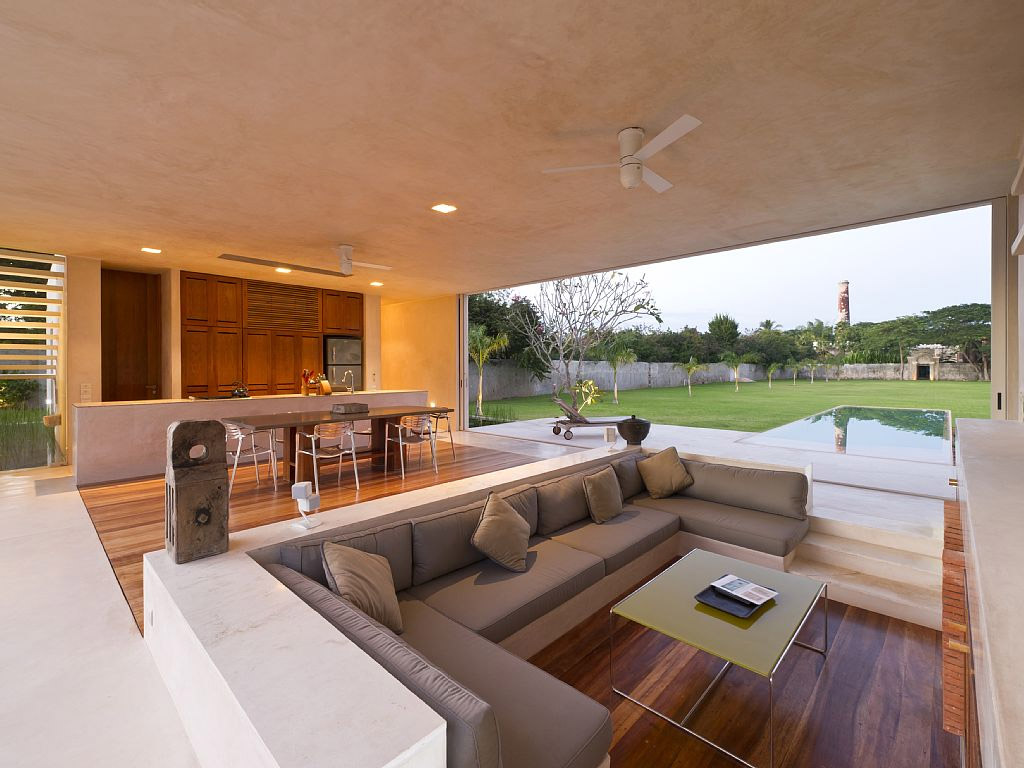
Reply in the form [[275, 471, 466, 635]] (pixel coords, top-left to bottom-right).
[[610, 549, 827, 768]]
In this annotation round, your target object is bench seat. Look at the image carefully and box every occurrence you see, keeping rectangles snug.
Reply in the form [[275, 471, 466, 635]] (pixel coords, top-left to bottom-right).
[[546, 505, 679, 573]]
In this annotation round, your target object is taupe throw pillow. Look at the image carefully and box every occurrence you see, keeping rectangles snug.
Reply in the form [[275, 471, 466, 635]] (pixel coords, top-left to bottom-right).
[[321, 540, 404, 633], [637, 447, 693, 499], [471, 493, 531, 572], [583, 466, 623, 523]]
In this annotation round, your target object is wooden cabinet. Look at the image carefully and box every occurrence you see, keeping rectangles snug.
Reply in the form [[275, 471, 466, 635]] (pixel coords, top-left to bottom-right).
[[182, 326, 212, 395], [243, 329, 272, 394], [180, 272, 242, 327], [180, 325, 243, 396], [271, 331, 299, 393], [211, 328, 243, 393], [322, 290, 362, 335], [298, 333, 323, 375]]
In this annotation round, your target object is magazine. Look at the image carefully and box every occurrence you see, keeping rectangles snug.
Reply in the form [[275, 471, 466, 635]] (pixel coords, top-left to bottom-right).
[[710, 574, 778, 606]]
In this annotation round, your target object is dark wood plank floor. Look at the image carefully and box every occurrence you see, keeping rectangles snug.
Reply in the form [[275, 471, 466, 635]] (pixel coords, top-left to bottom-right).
[[530, 568, 960, 768], [79, 442, 536, 630]]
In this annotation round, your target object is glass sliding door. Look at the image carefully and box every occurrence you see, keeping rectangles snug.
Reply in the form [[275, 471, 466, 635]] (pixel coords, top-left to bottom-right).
[[0, 248, 64, 470]]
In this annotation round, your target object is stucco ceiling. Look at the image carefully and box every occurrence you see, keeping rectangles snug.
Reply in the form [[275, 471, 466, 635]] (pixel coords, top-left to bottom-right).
[[1, 1, 1023, 301]]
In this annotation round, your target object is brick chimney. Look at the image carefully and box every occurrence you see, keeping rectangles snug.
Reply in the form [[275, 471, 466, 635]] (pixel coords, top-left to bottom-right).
[[837, 280, 850, 324]]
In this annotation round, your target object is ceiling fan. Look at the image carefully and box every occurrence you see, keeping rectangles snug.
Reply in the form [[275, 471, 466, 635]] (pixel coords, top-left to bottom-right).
[[542, 113, 701, 193], [219, 245, 392, 278]]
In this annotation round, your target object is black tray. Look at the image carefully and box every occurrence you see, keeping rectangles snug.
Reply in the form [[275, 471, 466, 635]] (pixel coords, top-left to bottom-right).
[[694, 586, 766, 619]]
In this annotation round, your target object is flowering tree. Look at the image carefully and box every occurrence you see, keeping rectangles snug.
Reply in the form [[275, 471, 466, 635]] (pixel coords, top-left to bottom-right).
[[509, 272, 660, 408]]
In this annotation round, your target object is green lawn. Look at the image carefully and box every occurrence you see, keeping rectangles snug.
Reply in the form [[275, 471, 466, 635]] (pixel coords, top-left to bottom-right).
[[482, 380, 990, 433]]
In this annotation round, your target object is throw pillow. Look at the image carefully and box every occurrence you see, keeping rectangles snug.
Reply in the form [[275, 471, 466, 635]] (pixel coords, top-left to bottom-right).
[[637, 447, 693, 499], [321, 540, 404, 633], [583, 466, 623, 523], [471, 492, 531, 572]]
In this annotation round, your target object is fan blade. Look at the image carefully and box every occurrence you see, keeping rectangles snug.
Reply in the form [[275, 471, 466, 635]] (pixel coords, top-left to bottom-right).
[[542, 163, 618, 174], [635, 114, 701, 161], [642, 166, 673, 193], [353, 261, 392, 271]]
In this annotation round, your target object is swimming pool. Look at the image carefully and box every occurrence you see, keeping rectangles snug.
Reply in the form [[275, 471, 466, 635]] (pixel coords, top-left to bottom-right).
[[739, 406, 953, 464]]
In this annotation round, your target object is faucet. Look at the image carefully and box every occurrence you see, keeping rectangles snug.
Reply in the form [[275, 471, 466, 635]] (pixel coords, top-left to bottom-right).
[[341, 369, 355, 394]]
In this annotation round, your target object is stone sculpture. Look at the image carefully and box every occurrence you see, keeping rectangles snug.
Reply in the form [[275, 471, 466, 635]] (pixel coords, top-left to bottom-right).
[[165, 419, 229, 564]]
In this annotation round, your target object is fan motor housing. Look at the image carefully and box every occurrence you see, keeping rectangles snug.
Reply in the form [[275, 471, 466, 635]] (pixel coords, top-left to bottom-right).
[[617, 127, 644, 189]]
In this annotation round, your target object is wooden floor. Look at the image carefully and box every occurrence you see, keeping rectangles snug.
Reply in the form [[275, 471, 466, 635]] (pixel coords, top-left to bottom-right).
[[79, 442, 536, 630], [530, 567, 960, 768]]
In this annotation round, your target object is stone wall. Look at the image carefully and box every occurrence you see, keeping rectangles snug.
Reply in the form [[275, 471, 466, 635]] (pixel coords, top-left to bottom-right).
[[470, 359, 984, 401]]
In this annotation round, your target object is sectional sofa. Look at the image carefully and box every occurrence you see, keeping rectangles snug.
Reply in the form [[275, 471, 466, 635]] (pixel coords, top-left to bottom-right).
[[253, 448, 811, 768]]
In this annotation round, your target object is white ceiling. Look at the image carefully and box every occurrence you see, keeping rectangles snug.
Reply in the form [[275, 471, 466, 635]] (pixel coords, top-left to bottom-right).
[[1, 1, 1022, 301]]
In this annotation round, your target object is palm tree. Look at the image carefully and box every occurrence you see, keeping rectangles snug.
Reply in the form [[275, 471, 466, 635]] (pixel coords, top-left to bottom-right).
[[468, 324, 509, 417], [787, 358, 800, 385], [601, 337, 637, 405], [766, 362, 781, 389], [720, 351, 744, 392], [804, 358, 818, 383], [758, 319, 780, 333], [674, 355, 708, 397]]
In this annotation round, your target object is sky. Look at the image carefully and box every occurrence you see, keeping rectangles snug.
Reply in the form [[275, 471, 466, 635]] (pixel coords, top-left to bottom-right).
[[504, 205, 992, 333]]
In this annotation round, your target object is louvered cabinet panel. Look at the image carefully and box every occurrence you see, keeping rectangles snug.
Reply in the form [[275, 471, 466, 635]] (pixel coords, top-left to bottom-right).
[[246, 280, 321, 330]]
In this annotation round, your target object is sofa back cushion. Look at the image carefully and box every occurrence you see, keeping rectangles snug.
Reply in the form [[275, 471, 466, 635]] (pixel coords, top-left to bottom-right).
[[682, 460, 808, 520], [536, 472, 590, 535], [411, 485, 537, 585], [611, 454, 645, 500], [280, 520, 413, 591], [268, 564, 500, 768]]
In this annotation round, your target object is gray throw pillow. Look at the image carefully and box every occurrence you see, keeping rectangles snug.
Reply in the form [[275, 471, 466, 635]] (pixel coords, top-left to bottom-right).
[[637, 447, 693, 499], [583, 466, 623, 523], [321, 540, 404, 633], [471, 493, 531, 572]]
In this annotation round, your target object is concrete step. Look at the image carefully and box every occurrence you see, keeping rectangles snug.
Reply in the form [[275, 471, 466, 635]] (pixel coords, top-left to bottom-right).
[[810, 482, 943, 557], [788, 555, 941, 630], [797, 532, 940, 588]]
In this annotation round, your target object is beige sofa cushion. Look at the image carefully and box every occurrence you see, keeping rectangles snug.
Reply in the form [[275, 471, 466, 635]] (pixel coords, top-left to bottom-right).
[[399, 597, 612, 768], [631, 494, 808, 557], [536, 472, 590, 535], [682, 460, 808, 520], [637, 448, 693, 498], [269, 565, 500, 768], [472, 493, 531, 572], [322, 541, 403, 633], [407, 538, 604, 642], [611, 454, 645, 499], [547, 505, 679, 573], [583, 466, 623, 523]]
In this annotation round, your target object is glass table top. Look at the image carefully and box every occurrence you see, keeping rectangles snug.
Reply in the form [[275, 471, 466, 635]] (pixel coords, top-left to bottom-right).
[[611, 549, 824, 677]]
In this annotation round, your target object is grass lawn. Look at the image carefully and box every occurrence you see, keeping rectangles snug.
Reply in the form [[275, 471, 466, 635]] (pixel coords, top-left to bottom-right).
[[482, 380, 990, 433]]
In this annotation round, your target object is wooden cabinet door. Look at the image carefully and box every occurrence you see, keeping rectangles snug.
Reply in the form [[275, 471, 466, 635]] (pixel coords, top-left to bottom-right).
[[243, 329, 272, 393], [322, 290, 343, 333], [298, 333, 323, 376], [271, 331, 299, 393], [211, 327, 243, 394], [339, 293, 363, 335], [181, 273, 212, 325], [182, 325, 211, 395], [212, 276, 243, 326]]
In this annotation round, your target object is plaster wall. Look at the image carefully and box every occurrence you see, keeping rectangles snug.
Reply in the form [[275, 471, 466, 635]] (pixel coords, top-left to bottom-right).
[[64, 255, 102, 463], [363, 293, 383, 391], [381, 295, 459, 410]]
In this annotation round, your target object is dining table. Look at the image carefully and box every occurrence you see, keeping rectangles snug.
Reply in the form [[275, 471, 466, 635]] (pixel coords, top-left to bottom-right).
[[222, 404, 454, 484]]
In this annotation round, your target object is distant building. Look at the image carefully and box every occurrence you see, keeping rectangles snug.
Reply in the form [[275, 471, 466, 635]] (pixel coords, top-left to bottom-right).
[[907, 344, 963, 380], [837, 280, 850, 324]]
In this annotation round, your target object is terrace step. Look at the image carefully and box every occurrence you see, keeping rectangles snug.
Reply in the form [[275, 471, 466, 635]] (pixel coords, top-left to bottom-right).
[[809, 482, 943, 558], [797, 531, 940, 588], [788, 555, 941, 630]]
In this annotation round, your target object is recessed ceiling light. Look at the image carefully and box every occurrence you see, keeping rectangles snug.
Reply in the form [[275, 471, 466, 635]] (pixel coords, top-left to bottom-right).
[[370, 281, 384, 287], [141, 247, 161, 254], [431, 203, 457, 214], [274, 267, 292, 274]]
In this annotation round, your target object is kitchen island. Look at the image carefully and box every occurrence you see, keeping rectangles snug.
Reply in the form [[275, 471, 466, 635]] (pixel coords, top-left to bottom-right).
[[72, 390, 428, 485]]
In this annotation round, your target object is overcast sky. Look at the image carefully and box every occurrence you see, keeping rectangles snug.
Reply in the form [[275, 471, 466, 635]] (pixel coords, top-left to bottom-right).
[[507, 204, 992, 332]]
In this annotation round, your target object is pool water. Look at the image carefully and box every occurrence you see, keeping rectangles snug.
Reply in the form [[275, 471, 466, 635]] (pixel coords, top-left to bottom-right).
[[740, 406, 953, 464]]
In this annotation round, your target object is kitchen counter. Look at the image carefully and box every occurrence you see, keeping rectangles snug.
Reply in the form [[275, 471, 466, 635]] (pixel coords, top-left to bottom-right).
[[956, 419, 1024, 767], [72, 389, 429, 485]]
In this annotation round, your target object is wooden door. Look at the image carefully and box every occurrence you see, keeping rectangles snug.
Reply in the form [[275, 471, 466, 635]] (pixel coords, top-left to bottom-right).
[[243, 329, 272, 394], [211, 327, 243, 394], [271, 330, 299, 393], [101, 269, 162, 401], [212, 276, 243, 326], [298, 333, 323, 376], [182, 325, 211, 396], [181, 273, 212, 325]]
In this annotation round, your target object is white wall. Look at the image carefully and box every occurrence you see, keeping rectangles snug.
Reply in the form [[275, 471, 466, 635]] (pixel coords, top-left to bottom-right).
[[64, 255, 102, 463], [363, 293, 382, 390]]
